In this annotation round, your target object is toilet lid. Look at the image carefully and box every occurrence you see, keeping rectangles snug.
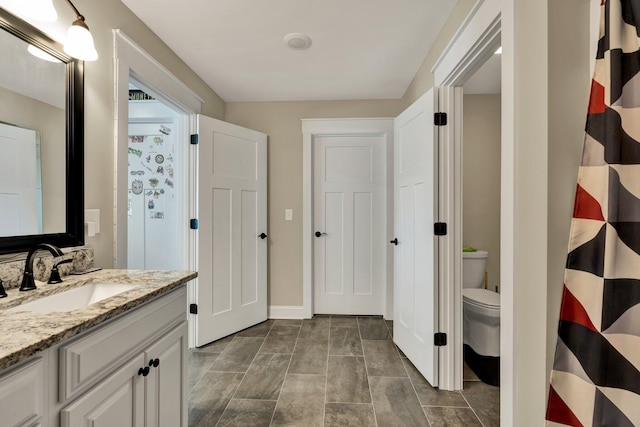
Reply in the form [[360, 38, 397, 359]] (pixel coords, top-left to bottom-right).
[[463, 288, 500, 309]]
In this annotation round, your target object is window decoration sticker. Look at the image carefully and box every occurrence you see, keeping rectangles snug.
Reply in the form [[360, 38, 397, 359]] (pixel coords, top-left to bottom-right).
[[148, 178, 159, 188], [131, 179, 143, 195], [130, 170, 145, 175], [146, 154, 151, 163], [148, 199, 154, 210], [141, 161, 154, 173], [129, 135, 144, 143], [150, 212, 164, 219], [166, 164, 174, 178], [159, 125, 171, 136], [128, 147, 143, 157], [154, 136, 163, 145], [165, 178, 174, 188], [156, 166, 164, 175], [155, 154, 164, 164]]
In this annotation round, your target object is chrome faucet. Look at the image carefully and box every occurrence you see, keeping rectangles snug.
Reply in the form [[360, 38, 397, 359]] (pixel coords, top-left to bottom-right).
[[20, 243, 64, 291]]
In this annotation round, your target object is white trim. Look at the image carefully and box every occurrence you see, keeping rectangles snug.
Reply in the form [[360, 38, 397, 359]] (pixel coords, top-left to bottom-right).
[[268, 305, 306, 319], [113, 29, 203, 349], [302, 118, 395, 320]]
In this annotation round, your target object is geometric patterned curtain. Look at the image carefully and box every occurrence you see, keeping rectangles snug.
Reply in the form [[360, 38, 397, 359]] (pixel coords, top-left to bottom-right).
[[546, 1, 640, 425]]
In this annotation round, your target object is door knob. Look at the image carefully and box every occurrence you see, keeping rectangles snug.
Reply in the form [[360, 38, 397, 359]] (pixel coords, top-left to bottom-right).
[[259, 233, 267, 239], [390, 238, 398, 245], [315, 231, 328, 237]]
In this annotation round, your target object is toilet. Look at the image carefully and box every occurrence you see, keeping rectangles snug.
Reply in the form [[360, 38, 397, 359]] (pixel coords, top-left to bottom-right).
[[462, 249, 500, 386]]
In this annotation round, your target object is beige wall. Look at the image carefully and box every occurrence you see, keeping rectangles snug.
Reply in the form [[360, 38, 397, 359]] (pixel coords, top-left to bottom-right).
[[547, 0, 590, 391], [18, 0, 227, 267], [0, 86, 66, 233], [463, 94, 501, 291], [225, 100, 403, 306], [402, 0, 477, 108]]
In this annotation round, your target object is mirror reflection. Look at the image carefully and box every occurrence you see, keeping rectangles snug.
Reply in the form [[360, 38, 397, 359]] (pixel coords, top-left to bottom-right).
[[0, 22, 66, 237]]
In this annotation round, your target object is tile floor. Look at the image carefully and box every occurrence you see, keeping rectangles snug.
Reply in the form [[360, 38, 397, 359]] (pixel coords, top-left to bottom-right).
[[188, 316, 500, 427]]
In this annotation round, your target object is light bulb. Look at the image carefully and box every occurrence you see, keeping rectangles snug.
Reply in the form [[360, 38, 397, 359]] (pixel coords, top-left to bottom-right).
[[63, 19, 98, 61]]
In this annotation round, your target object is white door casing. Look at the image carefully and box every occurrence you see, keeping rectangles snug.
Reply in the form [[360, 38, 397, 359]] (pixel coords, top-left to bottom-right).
[[393, 89, 439, 387], [195, 114, 267, 346], [313, 134, 387, 315]]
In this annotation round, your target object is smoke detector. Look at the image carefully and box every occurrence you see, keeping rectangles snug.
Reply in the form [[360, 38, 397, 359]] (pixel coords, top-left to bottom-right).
[[283, 33, 312, 50]]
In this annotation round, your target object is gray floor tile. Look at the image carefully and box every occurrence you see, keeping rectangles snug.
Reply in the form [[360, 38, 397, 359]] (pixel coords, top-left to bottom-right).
[[424, 407, 483, 427], [357, 317, 390, 340], [362, 340, 407, 377], [188, 371, 244, 427], [462, 381, 500, 427], [194, 333, 235, 353], [330, 327, 363, 356], [216, 399, 277, 427], [260, 325, 300, 354], [188, 351, 220, 390], [288, 338, 329, 374], [234, 353, 291, 400], [402, 359, 468, 407], [237, 319, 275, 337], [271, 374, 325, 427], [463, 362, 480, 381], [273, 319, 302, 326], [326, 356, 371, 403], [324, 403, 376, 427], [210, 336, 264, 373], [299, 317, 330, 339], [330, 316, 358, 328], [369, 377, 430, 427]]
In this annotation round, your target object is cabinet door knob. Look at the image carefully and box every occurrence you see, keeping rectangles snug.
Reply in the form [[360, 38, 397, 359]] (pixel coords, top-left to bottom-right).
[[390, 238, 398, 245], [149, 358, 160, 368], [138, 366, 150, 377]]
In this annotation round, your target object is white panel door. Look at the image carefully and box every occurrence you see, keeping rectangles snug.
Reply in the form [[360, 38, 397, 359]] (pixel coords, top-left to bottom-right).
[[0, 123, 39, 235], [314, 134, 386, 314], [393, 89, 439, 386], [196, 115, 267, 346]]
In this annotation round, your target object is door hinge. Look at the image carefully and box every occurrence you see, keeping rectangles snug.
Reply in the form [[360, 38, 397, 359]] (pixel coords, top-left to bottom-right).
[[190, 218, 199, 230], [189, 303, 198, 315], [190, 134, 199, 145], [434, 222, 447, 236], [434, 332, 447, 346], [434, 112, 447, 126]]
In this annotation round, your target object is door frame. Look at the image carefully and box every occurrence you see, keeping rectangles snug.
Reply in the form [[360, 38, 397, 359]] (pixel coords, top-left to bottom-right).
[[302, 118, 394, 319]]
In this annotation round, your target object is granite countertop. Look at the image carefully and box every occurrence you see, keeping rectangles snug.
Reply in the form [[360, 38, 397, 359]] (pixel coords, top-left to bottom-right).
[[0, 269, 197, 371]]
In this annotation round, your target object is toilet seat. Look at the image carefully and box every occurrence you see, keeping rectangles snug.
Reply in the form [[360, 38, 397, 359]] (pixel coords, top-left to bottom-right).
[[463, 288, 500, 310]]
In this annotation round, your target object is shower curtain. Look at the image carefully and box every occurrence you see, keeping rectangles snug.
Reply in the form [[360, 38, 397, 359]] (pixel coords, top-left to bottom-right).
[[546, 1, 640, 425]]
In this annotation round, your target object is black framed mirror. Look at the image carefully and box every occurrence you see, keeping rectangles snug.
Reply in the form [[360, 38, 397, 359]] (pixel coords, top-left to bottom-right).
[[0, 8, 84, 254]]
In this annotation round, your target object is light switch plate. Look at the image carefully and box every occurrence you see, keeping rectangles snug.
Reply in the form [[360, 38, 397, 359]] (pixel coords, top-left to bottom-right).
[[85, 209, 101, 234], [285, 209, 293, 221]]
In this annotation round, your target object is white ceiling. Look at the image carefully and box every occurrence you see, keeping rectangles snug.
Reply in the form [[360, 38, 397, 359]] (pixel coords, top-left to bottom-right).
[[121, 0, 459, 102]]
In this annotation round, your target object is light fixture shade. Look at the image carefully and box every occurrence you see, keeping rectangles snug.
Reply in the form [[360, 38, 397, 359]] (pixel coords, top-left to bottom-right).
[[4, 0, 58, 22], [63, 20, 98, 61]]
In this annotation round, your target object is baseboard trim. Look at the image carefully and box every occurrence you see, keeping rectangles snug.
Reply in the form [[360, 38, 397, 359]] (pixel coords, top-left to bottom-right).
[[268, 305, 306, 319]]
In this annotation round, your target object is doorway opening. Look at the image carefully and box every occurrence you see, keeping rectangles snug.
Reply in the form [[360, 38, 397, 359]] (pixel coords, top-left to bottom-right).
[[459, 46, 502, 412], [126, 80, 188, 270]]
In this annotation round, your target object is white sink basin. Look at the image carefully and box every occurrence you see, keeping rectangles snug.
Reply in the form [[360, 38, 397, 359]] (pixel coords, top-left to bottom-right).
[[7, 283, 140, 313]]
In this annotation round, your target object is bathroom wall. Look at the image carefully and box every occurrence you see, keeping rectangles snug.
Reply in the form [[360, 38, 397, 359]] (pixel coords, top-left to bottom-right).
[[462, 94, 501, 291], [225, 99, 403, 306]]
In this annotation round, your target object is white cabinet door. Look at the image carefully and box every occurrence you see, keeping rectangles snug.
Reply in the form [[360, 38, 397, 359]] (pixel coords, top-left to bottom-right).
[[393, 89, 439, 387], [144, 322, 187, 427], [196, 115, 268, 346], [0, 358, 44, 427], [60, 355, 145, 427], [313, 134, 387, 314]]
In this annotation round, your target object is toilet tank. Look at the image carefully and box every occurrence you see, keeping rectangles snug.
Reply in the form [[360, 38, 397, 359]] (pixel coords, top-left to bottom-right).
[[463, 250, 488, 288]]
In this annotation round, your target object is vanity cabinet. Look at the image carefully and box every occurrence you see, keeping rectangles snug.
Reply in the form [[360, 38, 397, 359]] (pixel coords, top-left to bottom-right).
[[0, 357, 45, 426], [60, 322, 187, 427], [58, 287, 188, 427], [0, 284, 188, 427]]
